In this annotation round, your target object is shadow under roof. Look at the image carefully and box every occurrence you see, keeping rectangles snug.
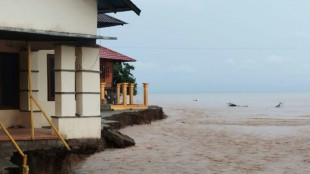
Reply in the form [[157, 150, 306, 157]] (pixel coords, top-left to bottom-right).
[[97, 0, 141, 15], [98, 14, 127, 28], [0, 26, 116, 45]]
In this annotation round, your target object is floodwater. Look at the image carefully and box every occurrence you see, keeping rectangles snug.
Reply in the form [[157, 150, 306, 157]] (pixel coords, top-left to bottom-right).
[[74, 93, 310, 174]]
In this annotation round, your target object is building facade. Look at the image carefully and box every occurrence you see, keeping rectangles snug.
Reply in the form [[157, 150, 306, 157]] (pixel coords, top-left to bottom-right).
[[0, 0, 140, 140]]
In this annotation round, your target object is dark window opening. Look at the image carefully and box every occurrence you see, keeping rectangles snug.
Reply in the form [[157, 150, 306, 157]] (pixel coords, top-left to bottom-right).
[[100, 60, 105, 82], [0, 53, 19, 109], [47, 54, 55, 101]]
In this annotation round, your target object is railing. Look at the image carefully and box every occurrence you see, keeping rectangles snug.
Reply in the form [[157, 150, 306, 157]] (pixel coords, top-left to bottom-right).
[[101, 87, 116, 104], [101, 82, 149, 110], [0, 121, 29, 174], [0, 42, 72, 174], [27, 42, 70, 151]]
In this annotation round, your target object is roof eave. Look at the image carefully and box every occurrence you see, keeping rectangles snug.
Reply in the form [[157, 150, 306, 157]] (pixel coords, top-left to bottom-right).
[[98, 8, 140, 15], [123, 0, 141, 15], [97, 0, 141, 15], [101, 58, 136, 62]]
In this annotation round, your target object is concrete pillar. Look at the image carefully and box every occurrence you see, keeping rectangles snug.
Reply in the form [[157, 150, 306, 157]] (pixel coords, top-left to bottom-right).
[[122, 83, 128, 106], [76, 47, 101, 117], [19, 51, 39, 111], [116, 83, 121, 104], [54, 45, 76, 117], [100, 82, 106, 104], [129, 83, 134, 105], [52, 45, 76, 138], [52, 46, 101, 139], [19, 51, 41, 128], [143, 83, 149, 107]]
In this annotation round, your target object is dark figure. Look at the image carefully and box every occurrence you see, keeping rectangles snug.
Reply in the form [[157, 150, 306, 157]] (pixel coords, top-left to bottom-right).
[[276, 102, 282, 108], [228, 103, 238, 107]]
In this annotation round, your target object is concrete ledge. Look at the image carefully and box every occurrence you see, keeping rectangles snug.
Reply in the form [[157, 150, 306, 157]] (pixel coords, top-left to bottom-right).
[[20, 110, 41, 112], [76, 70, 101, 73], [54, 92, 76, 94], [52, 115, 101, 118], [19, 70, 39, 73], [110, 104, 148, 110], [52, 117, 101, 139], [103, 105, 168, 129], [54, 69, 76, 72], [75, 92, 100, 94], [0, 138, 104, 174], [19, 90, 39, 92], [0, 139, 63, 157]]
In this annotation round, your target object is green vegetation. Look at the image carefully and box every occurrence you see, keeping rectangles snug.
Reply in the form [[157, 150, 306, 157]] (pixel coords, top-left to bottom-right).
[[113, 62, 137, 95]]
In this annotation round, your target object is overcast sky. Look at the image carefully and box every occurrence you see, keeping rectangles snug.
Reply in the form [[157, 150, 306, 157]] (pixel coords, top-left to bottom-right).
[[98, 0, 310, 93]]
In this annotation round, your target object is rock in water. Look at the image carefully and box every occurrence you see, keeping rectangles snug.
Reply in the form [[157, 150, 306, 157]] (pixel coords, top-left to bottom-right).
[[101, 128, 135, 148]]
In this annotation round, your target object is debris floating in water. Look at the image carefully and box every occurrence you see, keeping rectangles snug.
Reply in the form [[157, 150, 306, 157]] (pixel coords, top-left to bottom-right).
[[227, 103, 248, 107], [276, 102, 283, 108], [228, 103, 237, 107]]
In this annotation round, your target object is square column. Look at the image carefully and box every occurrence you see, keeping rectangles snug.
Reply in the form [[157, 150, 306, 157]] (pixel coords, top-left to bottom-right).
[[76, 47, 101, 117], [52, 46, 101, 139], [54, 45, 76, 117], [19, 51, 39, 111], [52, 45, 78, 139], [19, 51, 41, 128]]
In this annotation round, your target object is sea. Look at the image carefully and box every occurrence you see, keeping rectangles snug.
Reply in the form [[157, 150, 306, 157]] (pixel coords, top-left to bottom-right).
[[143, 92, 310, 138], [135, 92, 310, 118], [76, 92, 310, 173]]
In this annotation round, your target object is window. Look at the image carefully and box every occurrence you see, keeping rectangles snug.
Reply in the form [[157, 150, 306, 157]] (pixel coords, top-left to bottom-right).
[[47, 54, 55, 101], [0, 53, 19, 109], [100, 59, 105, 82]]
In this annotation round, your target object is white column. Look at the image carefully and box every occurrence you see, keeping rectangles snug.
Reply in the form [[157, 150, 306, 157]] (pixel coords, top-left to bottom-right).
[[76, 47, 100, 117], [19, 51, 41, 128], [54, 45, 76, 117], [52, 46, 101, 139]]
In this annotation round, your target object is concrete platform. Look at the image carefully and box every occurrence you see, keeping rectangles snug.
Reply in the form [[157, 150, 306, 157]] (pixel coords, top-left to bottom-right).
[[101, 106, 167, 130], [0, 128, 58, 141], [101, 109, 143, 118]]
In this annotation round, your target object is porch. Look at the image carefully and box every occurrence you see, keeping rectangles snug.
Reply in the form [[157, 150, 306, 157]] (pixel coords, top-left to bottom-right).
[[0, 128, 57, 141], [101, 82, 149, 110]]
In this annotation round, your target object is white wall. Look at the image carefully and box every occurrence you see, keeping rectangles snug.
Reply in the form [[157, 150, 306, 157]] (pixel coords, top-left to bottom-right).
[[0, 0, 97, 35], [0, 111, 22, 127], [0, 48, 57, 128], [37, 50, 55, 120], [0, 45, 102, 140], [52, 117, 101, 139]]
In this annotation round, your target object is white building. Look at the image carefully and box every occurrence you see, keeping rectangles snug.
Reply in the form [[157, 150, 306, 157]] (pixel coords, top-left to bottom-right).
[[0, 0, 140, 140]]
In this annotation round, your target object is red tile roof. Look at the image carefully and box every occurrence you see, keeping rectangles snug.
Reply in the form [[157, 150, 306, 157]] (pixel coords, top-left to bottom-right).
[[99, 46, 136, 62]]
